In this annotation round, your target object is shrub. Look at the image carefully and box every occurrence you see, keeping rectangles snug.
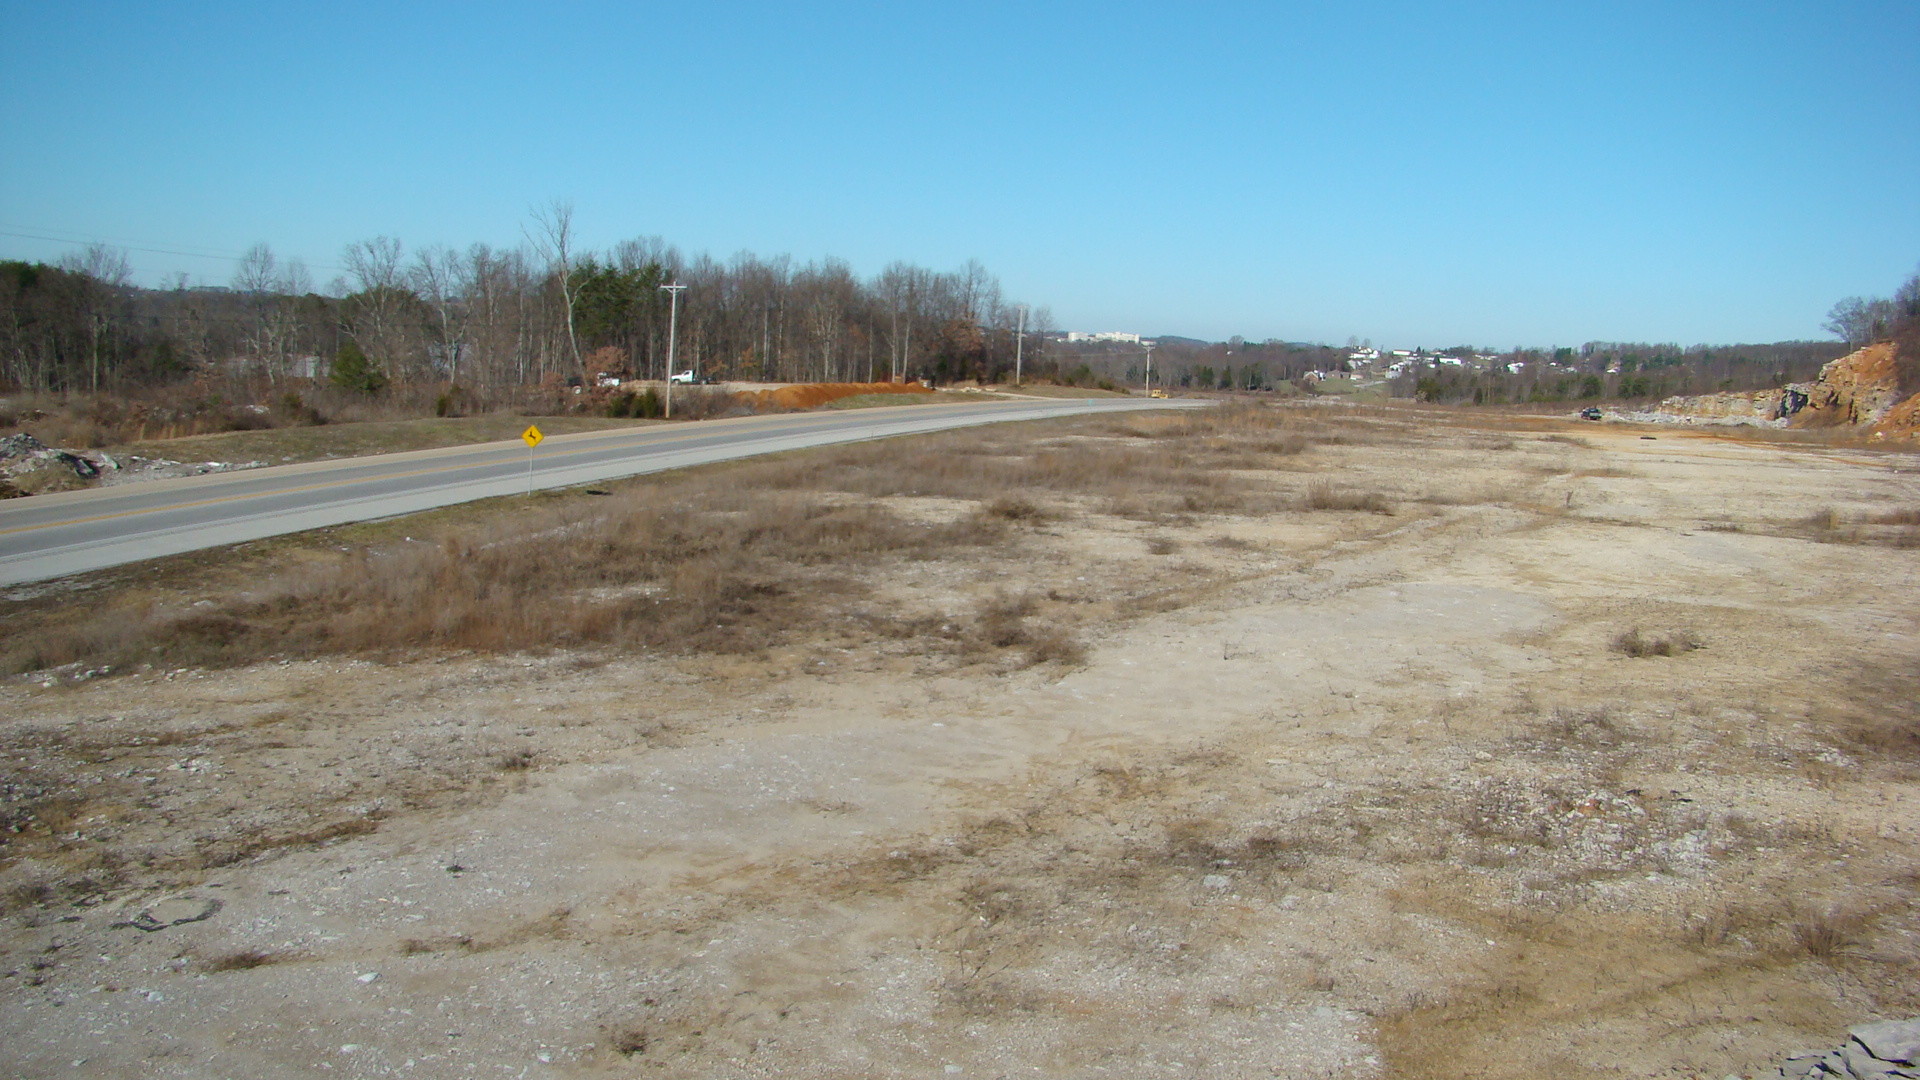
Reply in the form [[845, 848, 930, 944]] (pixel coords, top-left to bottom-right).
[[1613, 628, 1700, 657]]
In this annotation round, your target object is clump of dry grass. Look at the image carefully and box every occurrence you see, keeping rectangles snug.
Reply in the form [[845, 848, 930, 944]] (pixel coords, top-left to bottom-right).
[[1023, 627, 1088, 667], [1613, 628, 1700, 657], [1794, 506, 1920, 547], [982, 495, 1048, 521], [204, 949, 304, 972], [956, 591, 1088, 668], [1302, 481, 1393, 514], [607, 1026, 651, 1057], [1789, 908, 1864, 960], [1537, 705, 1622, 747]]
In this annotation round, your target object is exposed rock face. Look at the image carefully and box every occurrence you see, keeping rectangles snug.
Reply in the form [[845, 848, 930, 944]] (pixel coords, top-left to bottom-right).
[[1792, 343, 1904, 429], [1652, 342, 1919, 440], [1768, 1016, 1920, 1078], [1657, 387, 1801, 424]]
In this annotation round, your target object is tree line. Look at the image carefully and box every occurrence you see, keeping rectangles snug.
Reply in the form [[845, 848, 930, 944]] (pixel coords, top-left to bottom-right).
[[1825, 267, 1920, 348], [1390, 340, 1851, 406], [0, 207, 1059, 399], [1039, 335, 1856, 406]]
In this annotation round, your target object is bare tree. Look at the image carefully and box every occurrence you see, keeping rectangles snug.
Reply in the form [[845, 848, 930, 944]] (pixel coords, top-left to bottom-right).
[[876, 261, 927, 382], [342, 235, 406, 292], [232, 243, 278, 294], [56, 243, 133, 390], [526, 199, 583, 369], [58, 243, 133, 289], [1824, 296, 1895, 347], [231, 243, 297, 382], [410, 245, 473, 382], [340, 236, 422, 380], [283, 259, 313, 296]]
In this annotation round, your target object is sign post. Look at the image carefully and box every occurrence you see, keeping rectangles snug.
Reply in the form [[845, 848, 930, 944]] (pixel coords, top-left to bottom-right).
[[521, 424, 543, 495]]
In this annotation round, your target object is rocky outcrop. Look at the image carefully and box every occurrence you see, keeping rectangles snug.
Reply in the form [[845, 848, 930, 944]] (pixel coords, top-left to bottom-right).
[[1767, 1016, 1920, 1079], [1657, 387, 1803, 425], [1650, 342, 1919, 439], [1792, 343, 1904, 429]]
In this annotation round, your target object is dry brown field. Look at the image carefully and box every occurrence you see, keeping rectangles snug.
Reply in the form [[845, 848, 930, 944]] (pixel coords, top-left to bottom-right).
[[2, 402, 1916, 1079]]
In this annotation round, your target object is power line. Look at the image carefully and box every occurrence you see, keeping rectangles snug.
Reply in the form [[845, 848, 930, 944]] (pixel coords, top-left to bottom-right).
[[0, 225, 350, 274]]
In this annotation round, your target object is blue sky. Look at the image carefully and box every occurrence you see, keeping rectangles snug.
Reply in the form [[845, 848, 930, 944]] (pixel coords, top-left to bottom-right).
[[3, 0, 1916, 348]]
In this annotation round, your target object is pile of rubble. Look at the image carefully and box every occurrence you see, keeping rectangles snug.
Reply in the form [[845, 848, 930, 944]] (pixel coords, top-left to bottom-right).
[[0, 432, 263, 497], [1766, 1017, 1920, 1079], [0, 433, 104, 495]]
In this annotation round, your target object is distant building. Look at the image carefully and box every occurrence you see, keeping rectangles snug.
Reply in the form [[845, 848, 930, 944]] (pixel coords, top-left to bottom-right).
[[1065, 331, 1142, 344]]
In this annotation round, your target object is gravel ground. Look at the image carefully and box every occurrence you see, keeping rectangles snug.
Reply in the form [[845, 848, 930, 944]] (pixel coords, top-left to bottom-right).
[[2, 413, 1917, 1079]]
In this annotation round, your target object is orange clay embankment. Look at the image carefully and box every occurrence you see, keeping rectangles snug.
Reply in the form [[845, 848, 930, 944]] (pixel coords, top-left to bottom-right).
[[733, 382, 936, 411], [1873, 391, 1920, 440]]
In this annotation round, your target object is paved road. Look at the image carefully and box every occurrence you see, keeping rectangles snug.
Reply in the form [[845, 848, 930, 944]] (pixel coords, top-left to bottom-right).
[[0, 397, 1202, 585]]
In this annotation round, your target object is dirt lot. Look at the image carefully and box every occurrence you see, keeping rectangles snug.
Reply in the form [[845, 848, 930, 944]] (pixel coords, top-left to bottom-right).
[[2, 404, 1917, 1079]]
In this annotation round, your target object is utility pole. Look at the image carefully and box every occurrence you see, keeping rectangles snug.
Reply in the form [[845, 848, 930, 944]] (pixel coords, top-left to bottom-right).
[[1144, 342, 1155, 396], [661, 281, 687, 420], [1014, 305, 1027, 387]]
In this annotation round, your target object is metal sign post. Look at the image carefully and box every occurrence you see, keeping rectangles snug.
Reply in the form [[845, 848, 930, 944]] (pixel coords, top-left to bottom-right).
[[521, 424, 543, 494]]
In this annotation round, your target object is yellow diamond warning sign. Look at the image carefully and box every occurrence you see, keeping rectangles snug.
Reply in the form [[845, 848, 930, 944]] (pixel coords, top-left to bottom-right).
[[521, 425, 544, 448]]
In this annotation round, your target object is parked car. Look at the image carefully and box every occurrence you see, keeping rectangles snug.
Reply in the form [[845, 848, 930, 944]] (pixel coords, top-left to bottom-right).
[[1579, 406, 1604, 421]]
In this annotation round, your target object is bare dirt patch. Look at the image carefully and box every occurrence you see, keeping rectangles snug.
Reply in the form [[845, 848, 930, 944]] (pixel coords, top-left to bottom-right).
[[2, 406, 1917, 1079]]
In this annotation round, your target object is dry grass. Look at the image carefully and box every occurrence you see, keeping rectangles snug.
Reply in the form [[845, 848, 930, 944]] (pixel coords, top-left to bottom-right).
[[203, 949, 305, 972], [1789, 908, 1865, 960], [2, 402, 1346, 677], [1792, 505, 1920, 548], [1613, 628, 1701, 657], [108, 414, 661, 469], [1302, 481, 1394, 514], [982, 495, 1048, 521]]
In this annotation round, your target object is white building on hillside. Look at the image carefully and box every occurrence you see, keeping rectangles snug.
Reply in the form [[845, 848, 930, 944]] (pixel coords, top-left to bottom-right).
[[1065, 331, 1142, 344]]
